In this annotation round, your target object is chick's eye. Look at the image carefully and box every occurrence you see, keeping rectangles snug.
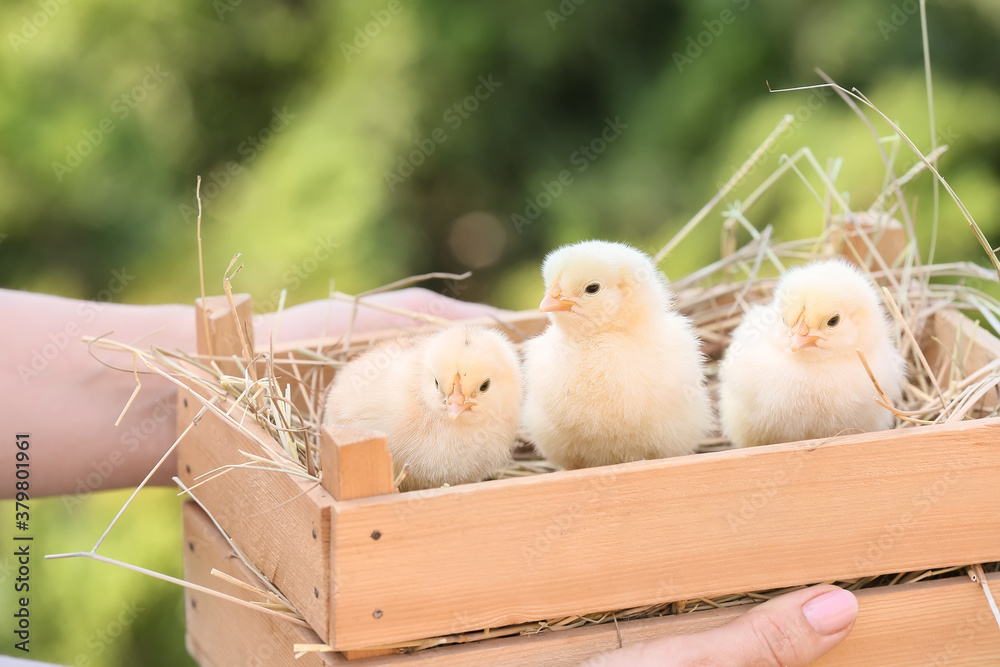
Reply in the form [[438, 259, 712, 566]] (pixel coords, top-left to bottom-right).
[[827, 314, 841, 327], [479, 379, 491, 393], [585, 282, 601, 294], [434, 378, 439, 389]]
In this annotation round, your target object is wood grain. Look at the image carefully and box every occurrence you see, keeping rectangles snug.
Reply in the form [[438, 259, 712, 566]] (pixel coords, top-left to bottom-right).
[[352, 573, 1000, 666], [927, 308, 1000, 412], [835, 214, 907, 270], [185, 502, 1000, 667], [183, 502, 341, 666], [320, 426, 397, 501], [329, 418, 1000, 649], [176, 385, 334, 643], [269, 309, 549, 418], [813, 573, 1000, 666], [195, 293, 254, 376]]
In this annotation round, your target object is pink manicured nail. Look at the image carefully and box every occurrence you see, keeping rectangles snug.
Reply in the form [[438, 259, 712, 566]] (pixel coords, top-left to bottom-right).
[[802, 589, 858, 635]]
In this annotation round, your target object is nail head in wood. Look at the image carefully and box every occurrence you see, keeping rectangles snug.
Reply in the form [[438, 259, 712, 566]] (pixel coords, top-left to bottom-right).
[[372, 609, 383, 619], [371, 530, 381, 540]]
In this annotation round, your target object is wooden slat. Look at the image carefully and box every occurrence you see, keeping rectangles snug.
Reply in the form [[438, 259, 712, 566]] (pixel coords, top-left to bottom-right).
[[355, 573, 1000, 666], [268, 309, 548, 420], [343, 649, 399, 661], [834, 214, 906, 270], [329, 418, 1000, 649], [185, 501, 1000, 667], [813, 573, 1000, 666], [183, 502, 342, 666], [196, 293, 254, 375], [176, 386, 334, 643], [269, 310, 550, 358], [928, 309, 1000, 412], [320, 426, 397, 501]]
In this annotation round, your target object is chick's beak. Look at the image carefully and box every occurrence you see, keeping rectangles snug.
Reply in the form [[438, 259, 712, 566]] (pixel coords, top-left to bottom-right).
[[789, 316, 820, 352], [539, 284, 574, 313], [446, 373, 474, 420]]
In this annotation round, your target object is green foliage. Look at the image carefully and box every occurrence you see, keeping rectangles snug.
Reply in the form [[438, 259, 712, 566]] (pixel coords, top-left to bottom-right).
[[2, 1, 999, 664]]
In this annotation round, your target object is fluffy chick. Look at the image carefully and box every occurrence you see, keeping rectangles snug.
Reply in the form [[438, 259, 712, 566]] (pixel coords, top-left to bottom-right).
[[323, 326, 522, 491], [719, 258, 906, 448], [522, 240, 711, 469]]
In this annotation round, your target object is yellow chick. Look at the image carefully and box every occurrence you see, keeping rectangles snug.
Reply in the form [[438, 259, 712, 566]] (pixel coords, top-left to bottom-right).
[[522, 240, 711, 469], [719, 258, 906, 448], [323, 326, 522, 491]]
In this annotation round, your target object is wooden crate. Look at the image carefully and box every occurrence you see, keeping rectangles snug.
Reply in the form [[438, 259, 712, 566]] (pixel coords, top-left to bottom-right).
[[177, 296, 1000, 665]]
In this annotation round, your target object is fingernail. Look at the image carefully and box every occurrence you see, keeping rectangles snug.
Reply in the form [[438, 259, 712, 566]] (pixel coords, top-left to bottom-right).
[[802, 589, 858, 635]]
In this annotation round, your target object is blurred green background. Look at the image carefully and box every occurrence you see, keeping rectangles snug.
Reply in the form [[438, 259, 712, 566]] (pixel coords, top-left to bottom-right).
[[2, 0, 999, 665]]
